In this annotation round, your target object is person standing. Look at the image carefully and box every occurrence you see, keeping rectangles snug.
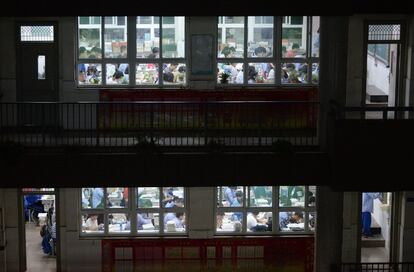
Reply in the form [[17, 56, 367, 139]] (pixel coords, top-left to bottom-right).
[[362, 192, 383, 237]]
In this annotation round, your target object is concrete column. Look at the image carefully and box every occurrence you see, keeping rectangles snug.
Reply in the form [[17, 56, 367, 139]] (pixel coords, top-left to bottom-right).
[[315, 186, 344, 272], [0, 189, 6, 271], [341, 192, 361, 262], [405, 16, 414, 118], [398, 191, 414, 262], [3, 189, 21, 272], [188, 187, 215, 238], [318, 16, 349, 151]]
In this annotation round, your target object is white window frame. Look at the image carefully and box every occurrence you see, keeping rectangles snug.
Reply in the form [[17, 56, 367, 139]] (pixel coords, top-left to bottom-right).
[[215, 186, 316, 235], [76, 16, 187, 88], [79, 187, 188, 237], [217, 16, 319, 87]]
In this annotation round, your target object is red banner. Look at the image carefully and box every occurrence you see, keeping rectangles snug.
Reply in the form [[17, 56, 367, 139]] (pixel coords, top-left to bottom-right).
[[99, 88, 318, 102], [102, 236, 314, 272]]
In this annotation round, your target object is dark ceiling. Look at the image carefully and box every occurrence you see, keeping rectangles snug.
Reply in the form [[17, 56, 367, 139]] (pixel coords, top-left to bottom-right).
[[4, 0, 409, 16]]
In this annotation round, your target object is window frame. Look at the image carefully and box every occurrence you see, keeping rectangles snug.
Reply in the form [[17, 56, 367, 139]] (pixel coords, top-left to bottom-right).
[[216, 16, 319, 87], [76, 16, 187, 88], [79, 187, 189, 237], [214, 186, 316, 236]]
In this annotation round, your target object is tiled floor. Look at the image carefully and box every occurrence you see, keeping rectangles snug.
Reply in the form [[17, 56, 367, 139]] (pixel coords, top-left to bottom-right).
[[361, 246, 389, 262], [25, 222, 56, 272]]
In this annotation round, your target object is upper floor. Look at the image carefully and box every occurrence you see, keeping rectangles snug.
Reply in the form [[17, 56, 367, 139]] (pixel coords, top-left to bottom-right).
[[1, 15, 414, 189]]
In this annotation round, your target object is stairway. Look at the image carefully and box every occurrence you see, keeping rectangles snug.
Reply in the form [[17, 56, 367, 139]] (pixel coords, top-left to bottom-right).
[[361, 218, 386, 248]]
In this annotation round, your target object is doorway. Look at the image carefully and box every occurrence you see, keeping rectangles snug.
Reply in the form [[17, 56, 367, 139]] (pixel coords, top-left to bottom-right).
[[21, 188, 57, 272], [363, 23, 403, 119], [360, 192, 393, 263], [16, 23, 59, 127]]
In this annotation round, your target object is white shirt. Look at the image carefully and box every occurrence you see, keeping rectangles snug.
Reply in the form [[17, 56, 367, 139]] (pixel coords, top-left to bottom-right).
[[247, 213, 258, 230]]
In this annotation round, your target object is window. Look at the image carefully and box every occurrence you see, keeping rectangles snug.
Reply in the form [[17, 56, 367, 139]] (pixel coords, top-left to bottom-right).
[[216, 186, 316, 234], [217, 16, 319, 86], [77, 16, 186, 87], [80, 187, 187, 236]]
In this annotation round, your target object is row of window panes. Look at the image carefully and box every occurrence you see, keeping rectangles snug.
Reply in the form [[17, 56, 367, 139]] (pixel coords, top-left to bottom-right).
[[217, 16, 320, 59], [78, 16, 185, 59], [78, 63, 186, 85], [81, 187, 186, 235], [217, 62, 319, 84], [216, 186, 316, 234], [80, 186, 315, 236], [78, 62, 318, 85]]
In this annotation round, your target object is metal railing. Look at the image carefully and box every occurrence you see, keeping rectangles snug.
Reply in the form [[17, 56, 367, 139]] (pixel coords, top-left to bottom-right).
[[0, 101, 319, 150], [330, 100, 414, 120], [341, 262, 414, 272]]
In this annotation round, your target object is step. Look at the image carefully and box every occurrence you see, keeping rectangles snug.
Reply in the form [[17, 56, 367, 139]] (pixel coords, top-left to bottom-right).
[[366, 84, 388, 103], [361, 234, 386, 248]]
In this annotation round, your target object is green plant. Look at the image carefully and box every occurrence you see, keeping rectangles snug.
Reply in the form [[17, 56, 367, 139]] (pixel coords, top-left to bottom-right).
[[219, 72, 231, 84]]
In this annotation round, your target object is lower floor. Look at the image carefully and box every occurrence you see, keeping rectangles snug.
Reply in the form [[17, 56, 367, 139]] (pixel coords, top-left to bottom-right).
[[1, 188, 414, 272]]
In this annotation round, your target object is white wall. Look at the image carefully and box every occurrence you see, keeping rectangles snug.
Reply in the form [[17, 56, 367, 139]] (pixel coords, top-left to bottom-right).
[[372, 196, 391, 250], [366, 55, 390, 96]]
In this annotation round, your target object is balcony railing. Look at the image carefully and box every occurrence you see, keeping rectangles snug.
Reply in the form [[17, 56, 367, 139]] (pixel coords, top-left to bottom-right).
[[340, 262, 414, 272], [0, 101, 319, 150], [330, 100, 414, 120]]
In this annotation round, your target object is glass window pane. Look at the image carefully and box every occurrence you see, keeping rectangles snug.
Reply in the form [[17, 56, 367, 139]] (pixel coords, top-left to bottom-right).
[[218, 16, 244, 58], [279, 186, 305, 207], [247, 212, 272, 232], [108, 213, 130, 233], [162, 16, 185, 58], [311, 63, 319, 84], [81, 213, 104, 234], [162, 187, 185, 208], [38, 55, 45, 80], [290, 16, 303, 25], [216, 212, 243, 232], [117, 16, 125, 25], [79, 17, 89, 25], [136, 63, 159, 85], [217, 62, 243, 84], [20, 26, 54, 42], [78, 63, 102, 85], [279, 211, 304, 232], [225, 16, 244, 24], [311, 16, 320, 57], [247, 63, 275, 84], [136, 16, 160, 59], [249, 186, 272, 207], [106, 187, 128, 208], [78, 17, 102, 59], [248, 17, 273, 58], [282, 17, 307, 58], [217, 186, 244, 207], [106, 63, 129, 85], [82, 188, 104, 209], [104, 16, 127, 58], [162, 63, 186, 85], [308, 186, 316, 207], [281, 63, 308, 84], [162, 17, 175, 24], [22, 188, 54, 192], [137, 187, 160, 208], [164, 212, 186, 232], [137, 213, 159, 233], [309, 212, 316, 231]]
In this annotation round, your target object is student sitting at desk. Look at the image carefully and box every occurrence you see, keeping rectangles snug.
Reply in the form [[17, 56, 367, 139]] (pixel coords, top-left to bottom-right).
[[84, 214, 104, 231], [247, 212, 268, 232], [124, 213, 153, 231], [164, 212, 185, 231]]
